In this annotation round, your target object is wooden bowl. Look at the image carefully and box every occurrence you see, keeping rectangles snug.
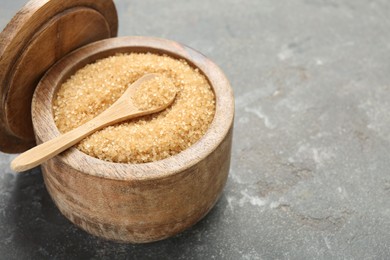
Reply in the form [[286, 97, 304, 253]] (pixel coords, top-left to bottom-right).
[[31, 36, 234, 243]]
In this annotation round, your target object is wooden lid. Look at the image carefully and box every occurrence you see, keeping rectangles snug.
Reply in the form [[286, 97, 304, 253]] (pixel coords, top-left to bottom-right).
[[0, 0, 118, 153]]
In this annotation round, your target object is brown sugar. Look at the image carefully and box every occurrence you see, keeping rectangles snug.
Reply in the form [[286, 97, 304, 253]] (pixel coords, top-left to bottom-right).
[[53, 53, 215, 163]]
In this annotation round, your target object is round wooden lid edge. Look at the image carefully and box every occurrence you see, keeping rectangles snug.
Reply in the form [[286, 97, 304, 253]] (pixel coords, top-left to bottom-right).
[[0, 0, 118, 153]]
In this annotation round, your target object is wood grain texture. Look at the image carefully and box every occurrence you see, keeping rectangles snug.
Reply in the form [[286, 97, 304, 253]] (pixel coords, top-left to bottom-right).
[[0, 0, 118, 153], [32, 36, 234, 243]]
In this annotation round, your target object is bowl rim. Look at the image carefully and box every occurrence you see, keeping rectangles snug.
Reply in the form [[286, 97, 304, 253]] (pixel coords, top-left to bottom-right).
[[32, 36, 234, 181]]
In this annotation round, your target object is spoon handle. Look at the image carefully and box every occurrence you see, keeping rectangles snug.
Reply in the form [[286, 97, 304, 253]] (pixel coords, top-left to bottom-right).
[[10, 114, 113, 172]]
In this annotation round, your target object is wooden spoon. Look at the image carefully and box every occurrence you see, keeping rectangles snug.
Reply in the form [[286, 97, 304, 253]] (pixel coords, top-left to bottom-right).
[[11, 74, 176, 172]]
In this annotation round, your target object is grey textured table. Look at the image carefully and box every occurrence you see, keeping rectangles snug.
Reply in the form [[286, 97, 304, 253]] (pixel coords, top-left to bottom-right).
[[1, 0, 390, 259]]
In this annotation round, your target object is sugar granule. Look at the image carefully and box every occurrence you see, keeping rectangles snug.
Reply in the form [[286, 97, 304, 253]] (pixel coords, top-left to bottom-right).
[[53, 53, 216, 163]]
